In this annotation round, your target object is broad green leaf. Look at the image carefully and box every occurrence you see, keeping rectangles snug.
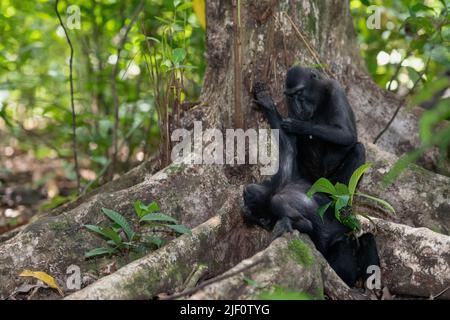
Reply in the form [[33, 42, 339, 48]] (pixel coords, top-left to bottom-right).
[[383, 148, 424, 185], [412, 78, 448, 106], [317, 201, 332, 220], [146, 36, 160, 43], [176, 2, 192, 11], [348, 163, 371, 203], [154, 16, 172, 24], [340, 215, 361, 231], [111, 223, 122, 233], [169, 65, 197, 70], [355, 193, 396, 215], [99, 227, 122, 245], [335, 182, 349, 195], [91, 156, 108, 166], [144, 236, 164, 248], [172, 48, 186, 64], [334, 195, 350, 219], [101, 208, 135, 241], [243, 276, 263, 288], [419, 98, 450, 143], [84, 224, 122, 245], [360, 0, 370, 6], [165, 224, 192, 235], [406, 66, 420, 83], [411, 4, 434, 13], [84, 247, 116, 258], [140, 213, 178, 224], [306, 178, 336, 198], [83, 224, 104, 235], [133, 200, 143, 218], [146, 201, 160, 214]]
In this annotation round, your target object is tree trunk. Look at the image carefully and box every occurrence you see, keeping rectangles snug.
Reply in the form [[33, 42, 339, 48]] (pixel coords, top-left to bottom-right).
[[1, 0, 449, 300]]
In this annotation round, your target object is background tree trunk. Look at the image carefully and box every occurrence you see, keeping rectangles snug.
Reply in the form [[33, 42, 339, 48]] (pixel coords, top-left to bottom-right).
[[1, 0, 449, 300]]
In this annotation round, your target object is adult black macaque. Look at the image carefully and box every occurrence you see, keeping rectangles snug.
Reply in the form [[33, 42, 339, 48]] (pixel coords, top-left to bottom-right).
[[242, 72, 379, 287], [281, 66, 365, 185]]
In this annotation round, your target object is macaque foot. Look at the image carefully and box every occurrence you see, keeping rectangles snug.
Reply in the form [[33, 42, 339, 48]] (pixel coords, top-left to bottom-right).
[[272, 216, 294, 240]]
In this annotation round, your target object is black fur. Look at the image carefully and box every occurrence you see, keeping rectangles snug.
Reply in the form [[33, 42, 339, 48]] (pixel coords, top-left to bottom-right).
[[243, 70, 380, 287]]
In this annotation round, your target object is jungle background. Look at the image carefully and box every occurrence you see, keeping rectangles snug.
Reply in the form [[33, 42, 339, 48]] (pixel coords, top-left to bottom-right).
[[0, 0, 448, 241]]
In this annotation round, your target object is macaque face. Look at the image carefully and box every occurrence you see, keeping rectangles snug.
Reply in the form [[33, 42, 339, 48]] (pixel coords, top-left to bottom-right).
[[284, 67, 323, 120]]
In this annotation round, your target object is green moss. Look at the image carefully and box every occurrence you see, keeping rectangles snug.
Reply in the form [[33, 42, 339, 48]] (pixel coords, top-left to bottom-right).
[[307, 1, 317, 35], [258, 286, 314, 300], [288, 239, 314, 266], [308, 15, 316, 34], [315, 285, 325, 300], [123, 270, 158, 298], [122, 259, 194, 299], [49, 220, 71, 234], [430, 224, 446, 235], [166, 163, 184, 175]]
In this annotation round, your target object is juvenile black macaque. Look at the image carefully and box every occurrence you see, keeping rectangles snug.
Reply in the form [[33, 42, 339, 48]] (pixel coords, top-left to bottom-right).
[[242, 69, 379, 287]]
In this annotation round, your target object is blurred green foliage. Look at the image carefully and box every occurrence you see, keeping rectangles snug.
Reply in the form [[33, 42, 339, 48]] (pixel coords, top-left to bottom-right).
[[351, 0, 449, 181], [0, 0, 448, 200], [0, 0, 205, 193], [351, 0, 448, 92]]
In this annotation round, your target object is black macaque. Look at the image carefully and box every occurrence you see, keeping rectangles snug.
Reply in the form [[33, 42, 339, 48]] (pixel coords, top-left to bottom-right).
[[280, 66, 365, 185], [242, 71, 380, 287]]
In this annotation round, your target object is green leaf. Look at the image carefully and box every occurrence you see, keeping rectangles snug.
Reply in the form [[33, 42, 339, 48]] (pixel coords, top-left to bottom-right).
[[147, 201, 160, 214], [91, 156, 109, 166], [84, 247, 116, 258], [406, 66, 420, 84], [84, 224, 105, 236], [101, 208, 135, 241], [169, 65, 197, 71], [133, 200, 144, 218], [355, 193, 396, 215], [317, 201, 332, 220], [334, 195, 350, 218], [101, 227, 123, 245], [172, 48, 186, 64], [243, 276, 263, 288], [84, 224, 122, 245], [165, 224, 192, 235], [411, 3, 434, 13], [111, 223, 122, 233], [140, 213, 178, 224], [335, 183, 349, 195], [146, 36, 160, 43], [176, 2, 193, 11], [144, 236, 164, 248], [348, 163, 371, 203], [383, 148, 424, 185], [134, 200, 160, 218], [306, 178, 337, 198], [341, 215, 361, 231], [360, 0, 370, 6], [413, 78, 448, 106]]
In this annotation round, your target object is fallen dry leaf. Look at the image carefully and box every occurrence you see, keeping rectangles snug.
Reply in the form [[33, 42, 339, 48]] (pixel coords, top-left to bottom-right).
[[19, 270, 64, 296]]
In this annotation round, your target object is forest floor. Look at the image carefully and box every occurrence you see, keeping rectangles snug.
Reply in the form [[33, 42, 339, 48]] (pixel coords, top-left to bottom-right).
[[0, 145, 77, 235]]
